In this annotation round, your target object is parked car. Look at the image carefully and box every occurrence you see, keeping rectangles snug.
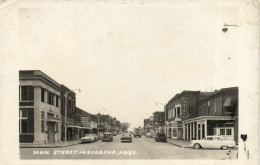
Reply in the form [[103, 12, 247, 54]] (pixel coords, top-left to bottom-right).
[[97, 132, 104, 140], [92, 134, 99, 141], [146, 133, 152, 138], [102, 132, 113, 142], [190, 136, 236, 150], [81, 134, 95, 143], [121, 133, 132, 142], [155, 132, 167, 142]]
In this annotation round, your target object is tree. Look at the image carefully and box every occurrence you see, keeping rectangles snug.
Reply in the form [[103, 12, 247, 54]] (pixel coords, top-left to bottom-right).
[[121, 122, 131, 132]]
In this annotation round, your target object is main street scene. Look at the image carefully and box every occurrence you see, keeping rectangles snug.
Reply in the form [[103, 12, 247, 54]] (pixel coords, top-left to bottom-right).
[[19, 71, 238, 160]]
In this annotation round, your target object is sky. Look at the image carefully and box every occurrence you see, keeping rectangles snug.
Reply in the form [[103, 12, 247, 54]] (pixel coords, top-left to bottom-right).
[[18, 4, 240, 130]]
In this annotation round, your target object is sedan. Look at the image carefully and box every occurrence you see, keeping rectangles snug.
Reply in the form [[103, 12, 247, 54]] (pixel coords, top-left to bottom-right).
[[81, 134, 95, 143], [121, 133, 132, 142], [146, 133, 153, 138], [190, 136, 236, 150], [155, 133, 167, 142]]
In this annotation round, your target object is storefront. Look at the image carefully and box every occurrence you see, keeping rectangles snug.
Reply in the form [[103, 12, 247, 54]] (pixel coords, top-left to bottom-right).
[[183, 116, 237, 142], [168, 121, 183, 139]]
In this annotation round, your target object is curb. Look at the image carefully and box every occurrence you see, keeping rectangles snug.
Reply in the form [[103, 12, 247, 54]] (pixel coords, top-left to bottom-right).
[[19, 142, 81, 148], [166, 141, 190, 148]]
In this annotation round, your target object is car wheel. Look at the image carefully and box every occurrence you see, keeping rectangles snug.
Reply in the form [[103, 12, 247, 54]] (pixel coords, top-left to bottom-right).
[[193, 143, 201, 149], [221, 146, 228, 150]]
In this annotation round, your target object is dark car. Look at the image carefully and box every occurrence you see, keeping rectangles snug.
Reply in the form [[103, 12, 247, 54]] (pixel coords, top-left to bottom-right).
[[121, 133, 132, 142], [102, 132, 113, 142], [155, 133, 167, 142]]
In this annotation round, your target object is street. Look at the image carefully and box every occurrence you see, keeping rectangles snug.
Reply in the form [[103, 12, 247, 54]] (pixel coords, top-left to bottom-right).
[[20, 135, 238, 159]]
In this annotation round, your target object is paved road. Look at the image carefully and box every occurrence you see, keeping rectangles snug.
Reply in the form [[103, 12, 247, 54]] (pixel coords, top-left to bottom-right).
[[20, 135, 238, 159]]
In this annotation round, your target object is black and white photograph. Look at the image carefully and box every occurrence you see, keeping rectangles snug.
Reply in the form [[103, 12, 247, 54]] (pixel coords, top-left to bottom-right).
[[0, 0, 259, 164]]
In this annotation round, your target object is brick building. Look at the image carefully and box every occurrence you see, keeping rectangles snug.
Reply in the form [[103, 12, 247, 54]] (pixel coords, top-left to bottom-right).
[[165, 91, 212, 139], [184, 87, 238, 143]]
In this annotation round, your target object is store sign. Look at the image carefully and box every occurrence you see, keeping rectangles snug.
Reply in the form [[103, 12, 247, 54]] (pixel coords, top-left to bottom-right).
[[81, 117, 91, 128]]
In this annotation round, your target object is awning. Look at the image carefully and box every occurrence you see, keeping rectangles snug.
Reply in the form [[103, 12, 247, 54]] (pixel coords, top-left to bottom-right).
[[223, 98, 232, 107], [67, 125, 91, 129]]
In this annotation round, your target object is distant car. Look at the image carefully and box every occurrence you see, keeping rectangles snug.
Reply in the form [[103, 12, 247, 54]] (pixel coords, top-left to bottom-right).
[[155, 132, 167, 142], [97, 133, 104, 140], [102, 132, 113, 142], [190, 136, 236, 150], [92, 134, 99, 141], [121, 133, 132, 142], [81, 134, 95, 143], [146, 133, 152, 138], [113, 132, 117, 136]]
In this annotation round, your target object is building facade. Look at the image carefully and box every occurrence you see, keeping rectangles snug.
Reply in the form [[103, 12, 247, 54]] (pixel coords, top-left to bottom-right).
[[19, 70, 62, 144], [183, 87, 238, 143]]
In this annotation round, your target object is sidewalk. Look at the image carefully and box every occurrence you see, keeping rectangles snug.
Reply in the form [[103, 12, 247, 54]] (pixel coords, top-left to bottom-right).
[[20, 140, 81, 148], [166, 138, 191, 148]]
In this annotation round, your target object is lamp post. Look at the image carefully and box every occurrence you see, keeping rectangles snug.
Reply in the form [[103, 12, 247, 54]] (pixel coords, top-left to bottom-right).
[[97, 109, 106, 134], [64, 88, 81, 142]]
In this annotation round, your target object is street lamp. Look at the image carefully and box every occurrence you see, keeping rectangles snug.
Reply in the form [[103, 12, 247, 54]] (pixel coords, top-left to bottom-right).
[[97, 109, 106, 134], [222, 23, 239, 33], [64, 88, 81, 142]]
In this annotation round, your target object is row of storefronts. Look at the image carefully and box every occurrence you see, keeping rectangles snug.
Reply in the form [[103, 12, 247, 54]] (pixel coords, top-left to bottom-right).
[[19, 70, 122, 144], [144, 87, 238, 143]]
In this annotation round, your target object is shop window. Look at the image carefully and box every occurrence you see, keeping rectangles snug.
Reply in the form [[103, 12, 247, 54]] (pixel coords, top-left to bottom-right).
[[41, 88, 45, 102], [220, 129, 225, 135], [41, 111, 44, 133], [226, 129, 232, 135], [19, 110, 28, 133], [20, 86, 34, 101]]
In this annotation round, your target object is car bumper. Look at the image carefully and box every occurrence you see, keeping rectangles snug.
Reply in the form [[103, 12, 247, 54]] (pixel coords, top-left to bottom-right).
[[121, 139, 132, 142], [81, 139, 92, 142]]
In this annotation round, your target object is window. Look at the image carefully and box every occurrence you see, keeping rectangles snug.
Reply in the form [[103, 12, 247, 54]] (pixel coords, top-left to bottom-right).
[[220, 129, 225, 135], [41, 112, 44, 133], [226, 129, 232, 135], [19, 110, 28, 133], [20, 86, 34, 101], [207, 137, 213, 140], [56, 124, 59, 133], [226, 107, 233, 113], [69, 99, 72, 108], [48, 92, 54, 105], [177, 107, 180, 116], [56, 96, 59, 107], [41, 88, 45, 102]]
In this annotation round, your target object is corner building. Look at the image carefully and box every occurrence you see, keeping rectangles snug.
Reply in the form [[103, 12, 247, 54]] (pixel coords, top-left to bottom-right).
[[19, 70, 62, 144]]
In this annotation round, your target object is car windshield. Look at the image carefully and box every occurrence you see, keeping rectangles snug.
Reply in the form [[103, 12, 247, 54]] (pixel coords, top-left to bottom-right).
[[85, 134, 92, 137], [122, 134, 131, 137]]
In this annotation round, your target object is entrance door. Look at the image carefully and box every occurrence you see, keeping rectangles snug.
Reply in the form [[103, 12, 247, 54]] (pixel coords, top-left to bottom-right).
[[47, 123, 55, 143]]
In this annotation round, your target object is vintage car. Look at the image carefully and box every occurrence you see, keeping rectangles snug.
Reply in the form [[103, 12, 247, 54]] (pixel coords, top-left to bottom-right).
[[121, 133, 132, 142], [102, 132, 113, 142], [155, 132, 167, 142], [81, 134, 96, 143], [190, 136, 236, 150], [146, 132, 153, 138]]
